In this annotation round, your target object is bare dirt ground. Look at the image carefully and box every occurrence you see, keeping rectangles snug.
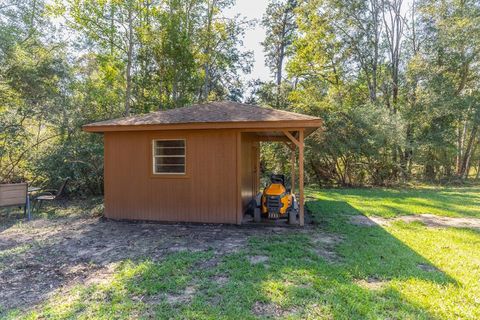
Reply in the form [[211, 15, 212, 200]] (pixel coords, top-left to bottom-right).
[[252, 301, 298, 318], [0, 215, 310, 313], [349, 214, 480, 229], [354, 277, 389, 290]]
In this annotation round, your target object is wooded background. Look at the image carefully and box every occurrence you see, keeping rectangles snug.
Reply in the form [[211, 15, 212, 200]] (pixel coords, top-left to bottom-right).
[[1, 0, 479, 195]]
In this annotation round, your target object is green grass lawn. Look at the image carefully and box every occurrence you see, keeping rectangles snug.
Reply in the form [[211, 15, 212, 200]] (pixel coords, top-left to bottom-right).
[[307, 186, 480, 218], [6, 186, 480, 319]]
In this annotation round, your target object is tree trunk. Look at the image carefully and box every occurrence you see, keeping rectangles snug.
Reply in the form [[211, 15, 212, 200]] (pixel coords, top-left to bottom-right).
[[456, 116, 469, 174], [370, 0, 380, 103], [272, 7, 289, 108], [424, 149, 436, 181], [276, 7, 289, 88], [201, 0, 215, 101], [124, 5, 134, 116], [29, 0, 37, 34], [475, 159, 480, 179], [460, 123, 478, 178], [456, 125, 462, 172], [110, 4, 115, 56], [465, 142, 477, 179], [401, 124, 413, 179]]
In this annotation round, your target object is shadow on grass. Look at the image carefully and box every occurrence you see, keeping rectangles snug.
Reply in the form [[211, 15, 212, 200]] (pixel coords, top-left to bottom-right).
[[196, 200, 456, 319], [0, 198, 103, 232], [307, 200, 456, 283], [136, 202, 454, 319]]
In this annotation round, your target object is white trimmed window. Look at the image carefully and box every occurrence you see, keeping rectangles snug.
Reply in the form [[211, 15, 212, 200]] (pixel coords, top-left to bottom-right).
[[153, 139, 186, 174]]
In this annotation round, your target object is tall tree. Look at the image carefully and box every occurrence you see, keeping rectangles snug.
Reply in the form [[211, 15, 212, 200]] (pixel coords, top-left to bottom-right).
[[413, 0, 480, 179], [64, 0, 142, 116], [261, 0, 297, 106], [382, 0, 405, 112], [0, 0, 71, 182]]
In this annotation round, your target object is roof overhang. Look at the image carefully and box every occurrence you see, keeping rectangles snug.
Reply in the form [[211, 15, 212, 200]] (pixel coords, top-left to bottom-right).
[[249, 127, 320, 140], [82, 119, 323, 134]]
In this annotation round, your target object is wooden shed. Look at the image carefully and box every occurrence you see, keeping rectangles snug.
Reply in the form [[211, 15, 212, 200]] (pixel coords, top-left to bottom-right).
[[83, 101, 322, 226]]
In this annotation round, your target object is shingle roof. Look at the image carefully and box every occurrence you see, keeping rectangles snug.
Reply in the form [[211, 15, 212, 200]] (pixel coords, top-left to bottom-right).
[[83, 101, 322, 132]]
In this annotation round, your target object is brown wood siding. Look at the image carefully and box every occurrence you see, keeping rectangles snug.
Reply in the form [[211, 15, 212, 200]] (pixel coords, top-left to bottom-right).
[[240, 133, 259, 212], [104, 130, 238, 223]]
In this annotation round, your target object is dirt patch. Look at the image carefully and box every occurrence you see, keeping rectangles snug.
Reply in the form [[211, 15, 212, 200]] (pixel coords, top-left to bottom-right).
[[310, 232, 343, 245], [211, 275, 229, 285], [399, 214, 480, 229], [350, 214, 480, 229], [313, 249, 339, 263], [349, 215, 389, 227], [166, 286, 196, 304], [310, 231, 343, 263], [252, 301, 296, 317], [196, 257, 220, 269], [0, 215, 299, 314], [355, 277, 389, 290], [248, 255, 269, 264]]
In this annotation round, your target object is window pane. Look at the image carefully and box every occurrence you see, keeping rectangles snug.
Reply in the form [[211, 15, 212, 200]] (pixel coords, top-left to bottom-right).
[[155, 157, 185, 165], [155, 147, 185, 156], [153, 140, 186, 174], [155, 140, 185, 148], [156, 165, 185, 173]]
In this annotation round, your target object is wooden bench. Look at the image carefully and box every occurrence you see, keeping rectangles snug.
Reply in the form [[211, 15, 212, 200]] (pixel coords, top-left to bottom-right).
[[0, 183, 30, 219]]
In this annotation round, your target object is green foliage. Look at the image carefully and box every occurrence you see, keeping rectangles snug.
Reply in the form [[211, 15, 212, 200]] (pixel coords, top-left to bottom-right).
[[261, 0, 297, 84], [305, 104, 405, 186], [0, 0, 252, 193], [256, 0, 480, 186], [2, 0, 480, 191], [32, 133, 104, 196], [0, 17, 71, 183]]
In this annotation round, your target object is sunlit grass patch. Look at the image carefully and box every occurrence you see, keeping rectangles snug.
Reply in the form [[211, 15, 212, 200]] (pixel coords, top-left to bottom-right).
[[308, 186, 480, 218], [0, 242, 35, 270], [0, 243, 33, 260], [389, 223, 480, 319]]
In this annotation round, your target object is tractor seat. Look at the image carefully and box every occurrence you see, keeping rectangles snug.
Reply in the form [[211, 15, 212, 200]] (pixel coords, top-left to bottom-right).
[[270, 174, 285, 186]]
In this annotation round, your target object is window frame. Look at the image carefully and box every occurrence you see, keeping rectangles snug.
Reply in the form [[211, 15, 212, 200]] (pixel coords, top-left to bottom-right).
[[151, 139, 187, 176]]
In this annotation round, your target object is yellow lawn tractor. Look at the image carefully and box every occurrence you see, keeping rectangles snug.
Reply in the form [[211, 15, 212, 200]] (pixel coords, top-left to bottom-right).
[[254, 174, 298, 224]]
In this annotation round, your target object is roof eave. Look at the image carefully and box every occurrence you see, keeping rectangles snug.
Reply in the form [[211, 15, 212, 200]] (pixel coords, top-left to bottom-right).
[[82, 119, 323, 133]]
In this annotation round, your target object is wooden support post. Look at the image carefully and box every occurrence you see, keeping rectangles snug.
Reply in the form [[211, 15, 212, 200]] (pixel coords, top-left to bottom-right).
[[282, 130, 300, 147], [291, 149, 295, 195], [299, 130, 305, 226]]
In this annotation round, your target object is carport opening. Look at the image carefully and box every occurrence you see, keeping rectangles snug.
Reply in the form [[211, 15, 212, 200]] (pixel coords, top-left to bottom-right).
[[239, 130, 305, 226]]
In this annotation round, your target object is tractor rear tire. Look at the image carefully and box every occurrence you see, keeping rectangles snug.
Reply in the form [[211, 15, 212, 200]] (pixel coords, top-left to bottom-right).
[[254, 207, 261, 223], [288, 209, 297, 225]]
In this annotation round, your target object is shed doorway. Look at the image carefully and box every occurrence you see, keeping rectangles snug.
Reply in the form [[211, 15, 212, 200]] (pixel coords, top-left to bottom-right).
[[238, 130, 305, 226]]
